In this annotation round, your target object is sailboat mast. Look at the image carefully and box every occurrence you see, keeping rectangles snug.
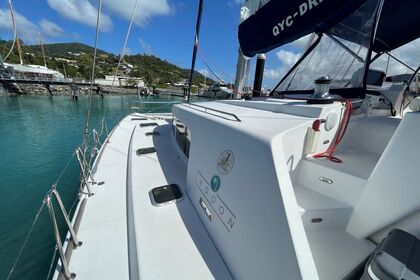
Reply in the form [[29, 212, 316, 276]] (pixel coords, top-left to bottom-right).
[[15, 37, 23, 65], [39, 33, 47, 67], [8, 0, 23, 65], [16, 33, 23, 65], [187, 0, 204, 102], [9, 0, 23, 64], [204, 66, 207, 85]]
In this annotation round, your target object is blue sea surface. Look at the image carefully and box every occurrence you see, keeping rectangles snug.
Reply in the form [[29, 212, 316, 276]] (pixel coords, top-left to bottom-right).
[[0, 95, 182, 279]]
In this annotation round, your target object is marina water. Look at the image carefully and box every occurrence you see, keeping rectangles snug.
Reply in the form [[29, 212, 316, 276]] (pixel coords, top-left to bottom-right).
[[0, 95, 181, 279]]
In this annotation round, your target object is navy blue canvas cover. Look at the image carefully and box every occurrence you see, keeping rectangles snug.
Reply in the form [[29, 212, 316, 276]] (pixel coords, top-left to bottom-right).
[[372, 0, 420, 52], [238, 0, 367, 57], [239, 0, 420, 57]]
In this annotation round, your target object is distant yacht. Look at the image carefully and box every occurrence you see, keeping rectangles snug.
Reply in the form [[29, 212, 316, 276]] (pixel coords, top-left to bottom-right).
[[200, 82, 233, 98], [0, 0, 65, 81]]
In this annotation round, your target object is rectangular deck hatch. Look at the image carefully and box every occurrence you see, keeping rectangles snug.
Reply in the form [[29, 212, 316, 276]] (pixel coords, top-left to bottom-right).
[[140, 122, 158, 127], [136, 147, 156, 155], [131, 117, 148, 121], [149, 184, 183, 206], [145, 132, 160, 136]]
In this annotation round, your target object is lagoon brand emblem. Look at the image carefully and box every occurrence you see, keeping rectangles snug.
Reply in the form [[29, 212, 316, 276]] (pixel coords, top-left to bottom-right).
[[272, 0, 325, 37]]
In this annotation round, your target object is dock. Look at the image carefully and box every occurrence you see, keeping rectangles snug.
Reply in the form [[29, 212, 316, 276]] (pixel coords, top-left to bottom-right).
[[0, 75, 101, 98]]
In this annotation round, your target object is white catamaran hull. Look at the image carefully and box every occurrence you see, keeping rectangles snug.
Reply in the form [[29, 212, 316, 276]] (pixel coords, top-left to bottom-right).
[[55, 97, 420, 279]]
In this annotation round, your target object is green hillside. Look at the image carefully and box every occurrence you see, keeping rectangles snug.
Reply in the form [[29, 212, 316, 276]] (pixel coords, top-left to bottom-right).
[[26, 42, 108, 57], [0, 40, 212, 87]]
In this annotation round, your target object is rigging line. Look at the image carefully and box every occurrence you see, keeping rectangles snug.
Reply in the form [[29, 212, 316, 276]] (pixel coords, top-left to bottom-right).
[[198, 52, 226, 83], [187, 0, 204, 102], [53, 151, 76, 186], [82, 0, 103, 154], [3, 0, 17, 61], [198, 48, 235, 81], [201, 59, 225, 83], [46, 246, 58, 280], [102, 0, 139, 119], [6, 201, 46, 280]]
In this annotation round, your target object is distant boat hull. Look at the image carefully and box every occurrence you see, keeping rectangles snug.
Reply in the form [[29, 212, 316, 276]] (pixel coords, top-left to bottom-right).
[[200, 88, 232, 99]]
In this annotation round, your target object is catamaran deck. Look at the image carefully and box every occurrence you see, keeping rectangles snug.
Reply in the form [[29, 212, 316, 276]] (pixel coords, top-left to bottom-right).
[[58, 99, 392, 279], [63, 113, 232, 279]]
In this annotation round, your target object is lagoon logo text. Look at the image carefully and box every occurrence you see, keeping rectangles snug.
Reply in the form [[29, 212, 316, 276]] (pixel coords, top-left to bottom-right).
[[272, 0, 325, 36]]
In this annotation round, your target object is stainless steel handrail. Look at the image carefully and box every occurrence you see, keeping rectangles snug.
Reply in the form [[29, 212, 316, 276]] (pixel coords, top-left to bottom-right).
[[45, 188, 82, 279], [182, 103, 241, 122]]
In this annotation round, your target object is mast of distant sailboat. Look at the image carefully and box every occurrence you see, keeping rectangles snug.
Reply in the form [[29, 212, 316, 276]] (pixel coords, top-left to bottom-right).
[[7, 0, 23, 64], [3, 0, 16, 62], [39, 33, 47, 67]]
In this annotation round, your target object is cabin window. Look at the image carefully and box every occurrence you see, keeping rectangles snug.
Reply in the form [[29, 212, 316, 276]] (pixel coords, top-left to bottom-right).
[[173, 118, 191, 158]]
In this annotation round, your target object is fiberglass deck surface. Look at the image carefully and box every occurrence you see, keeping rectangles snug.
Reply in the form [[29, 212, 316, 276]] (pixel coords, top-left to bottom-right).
[[66, 113, 232, 280]]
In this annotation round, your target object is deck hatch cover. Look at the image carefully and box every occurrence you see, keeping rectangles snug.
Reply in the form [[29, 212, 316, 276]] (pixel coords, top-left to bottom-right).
[[140, 122, 158, 127], [131, 117, 148, 121], [145, 132, 160, 136], [150, 184, 183, 206], [136, 147, 156, 155]]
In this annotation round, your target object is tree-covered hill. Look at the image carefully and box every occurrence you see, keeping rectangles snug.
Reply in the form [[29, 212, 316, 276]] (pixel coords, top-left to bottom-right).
[[0, 40, 213, 87]]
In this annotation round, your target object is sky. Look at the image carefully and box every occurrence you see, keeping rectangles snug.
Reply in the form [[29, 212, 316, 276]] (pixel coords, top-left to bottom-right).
[[0, 0, 419, 89], [0, 0, 295, 88]]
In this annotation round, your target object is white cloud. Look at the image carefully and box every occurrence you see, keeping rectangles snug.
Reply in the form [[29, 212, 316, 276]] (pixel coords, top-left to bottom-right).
[[0, 8, 38, 43], [0, 9, 56, 44], [382, 38, 420, 76], [262, 36, 309, 83], [102, 0, 171, 27], [276, 50, 300, 66], [264, 50, 301, 82], [264, 68, 283, 80], [47, 0, 113, 32], [39, 19, 64, 37], [139, 37, 153, 54], [47, 0, 171, 31]]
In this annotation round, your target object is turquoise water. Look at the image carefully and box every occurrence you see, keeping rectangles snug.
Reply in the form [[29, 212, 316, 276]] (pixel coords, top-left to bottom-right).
[[0, 95, 184, 279]]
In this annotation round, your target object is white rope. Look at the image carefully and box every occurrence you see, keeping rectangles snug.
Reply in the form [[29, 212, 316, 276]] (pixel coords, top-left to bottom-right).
[[82, 0, 103, 154], [102, 0, 139, 118]]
